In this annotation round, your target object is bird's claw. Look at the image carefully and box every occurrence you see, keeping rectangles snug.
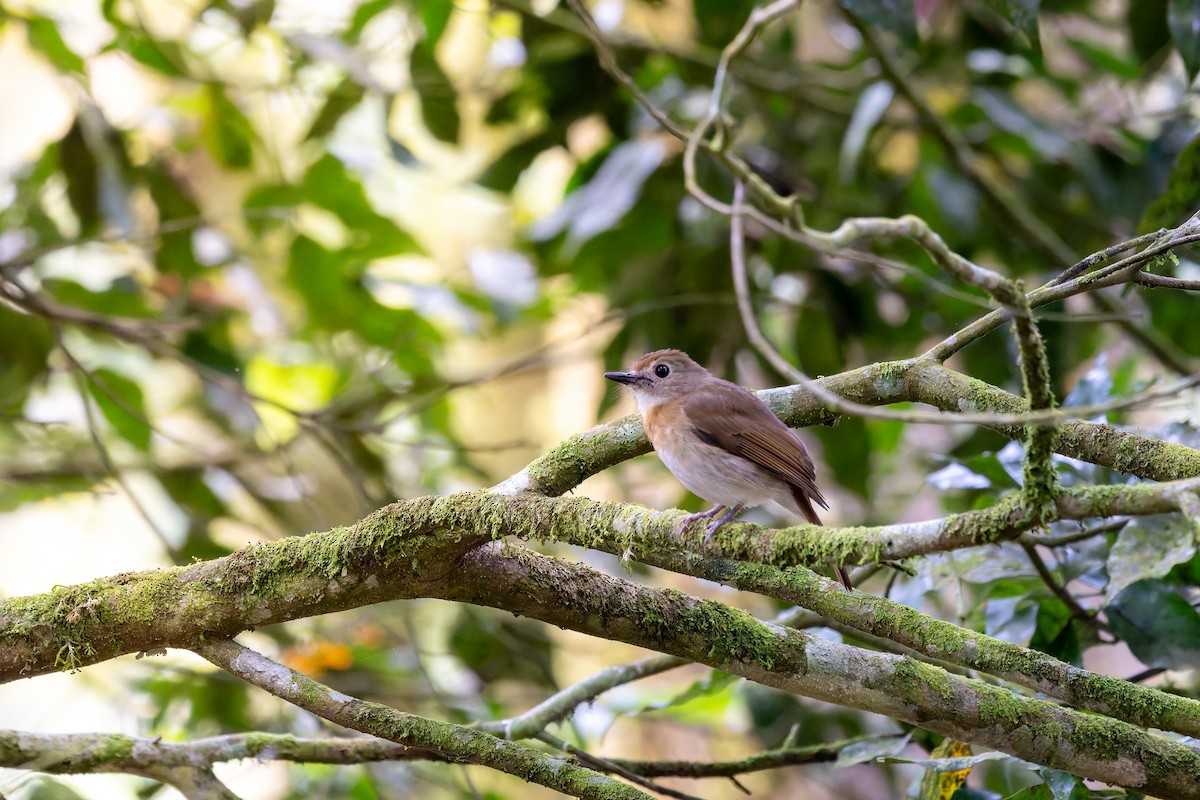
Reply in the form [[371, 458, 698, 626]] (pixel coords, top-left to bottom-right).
[[676, 505, 726, 540]]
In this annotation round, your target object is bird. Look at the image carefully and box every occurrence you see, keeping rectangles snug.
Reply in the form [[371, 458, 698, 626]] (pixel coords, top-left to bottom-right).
[[604, 348, 850, 589]]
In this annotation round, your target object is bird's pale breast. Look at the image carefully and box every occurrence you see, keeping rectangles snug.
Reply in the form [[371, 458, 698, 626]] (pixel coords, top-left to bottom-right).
[[645, 401, 793, 509]]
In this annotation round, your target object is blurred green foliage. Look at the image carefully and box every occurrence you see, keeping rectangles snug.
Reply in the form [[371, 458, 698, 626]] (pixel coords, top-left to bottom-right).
[[0, 0, 1198, 798]]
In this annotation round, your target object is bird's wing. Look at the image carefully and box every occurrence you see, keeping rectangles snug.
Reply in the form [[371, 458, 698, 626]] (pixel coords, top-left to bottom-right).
[[683, 382, 829, 513]]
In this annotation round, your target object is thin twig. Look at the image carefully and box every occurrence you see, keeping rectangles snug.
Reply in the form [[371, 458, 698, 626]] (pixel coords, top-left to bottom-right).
[[1021, 518, 1128, 548], [537, 732, 707, 800], [195, 639, 654, 800], [728, 181, 1200, 427], [1020, 542, 1098, 628], [480, 655, 687, 740]]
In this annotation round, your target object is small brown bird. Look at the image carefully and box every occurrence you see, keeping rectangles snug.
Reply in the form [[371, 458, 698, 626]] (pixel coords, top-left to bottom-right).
[[605, 349, 850, 588]]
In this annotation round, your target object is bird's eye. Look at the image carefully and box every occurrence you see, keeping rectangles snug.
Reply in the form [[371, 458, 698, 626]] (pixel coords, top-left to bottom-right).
[[654, 364, 670, 378]]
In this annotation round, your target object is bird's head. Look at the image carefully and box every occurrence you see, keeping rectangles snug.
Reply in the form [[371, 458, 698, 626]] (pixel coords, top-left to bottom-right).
[[604, 349, 712, 413]]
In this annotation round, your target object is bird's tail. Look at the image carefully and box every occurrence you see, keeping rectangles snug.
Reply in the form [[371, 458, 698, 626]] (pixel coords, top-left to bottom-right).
[[791, 487, 853, 590]]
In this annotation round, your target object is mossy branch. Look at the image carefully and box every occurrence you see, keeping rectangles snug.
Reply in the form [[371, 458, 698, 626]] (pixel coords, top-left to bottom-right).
[[0, 725, 898, 786], [441, 545, 1200, 798], [195, 639, 653, 800], [499, 359, 1200, 497], [6, 486, 1200, 747]]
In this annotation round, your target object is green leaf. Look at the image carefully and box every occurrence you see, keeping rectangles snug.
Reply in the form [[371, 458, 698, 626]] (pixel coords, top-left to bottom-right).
[[985, 595, 1039, 646], [1106, 514, 1198, 602], [59, 122, 101, 235], [980, 0, 1041, 47], [43, 278, 153, 318], [1001, 768, 1088, 800], [20, 776, 89, 800], [286, 236, 438, 353], [421, 0, 453, 48], [0, 476, 98, 514], [1065, 37, 1140, 81], [693, 0, 758, 48], [833, 733, 911, 767], [347, 0, 393, 42], [410, 42, 459, 143], [88, 368, 152, 451], [882, 749, 1011, 771], [640, 669, 739, 713], [121, 33, 186, 77], [839, 0, 916, 43], [300, 154, 421, 257], [448, 607, 555, 686], [1128, 0, 1171, 67], [0, 305, 53, 411], [305, 77, 365, 140], [1169, 0, 1200, 80], [1138, 133, 1200, 233], [25, 16, 86, 73], [202, 84, 254, 169], [1029, 599, 1081, 665], [141, 164, 203, 277], [1106, 580, 1200, 669], [1036, 768, 1088, 800]]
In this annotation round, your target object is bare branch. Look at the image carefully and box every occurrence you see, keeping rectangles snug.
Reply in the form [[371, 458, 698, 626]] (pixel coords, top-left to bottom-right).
[[195, 639, 654, 800]]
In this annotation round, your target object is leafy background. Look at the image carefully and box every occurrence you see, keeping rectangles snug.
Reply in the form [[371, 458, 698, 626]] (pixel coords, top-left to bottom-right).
[[0, 0, 1198, 797]]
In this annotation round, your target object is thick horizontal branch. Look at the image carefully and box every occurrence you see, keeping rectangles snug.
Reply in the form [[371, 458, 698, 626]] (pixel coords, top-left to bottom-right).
[[439, 544, 1200, 798], [498, 359, 1200, 497], [0, 728, 240, 799], [460, 490, 1200, 741], [0, 725, 881, 786], [6, 488, 1200, 746], [0, 729, 433, 774], [0, 495, 493, 682]]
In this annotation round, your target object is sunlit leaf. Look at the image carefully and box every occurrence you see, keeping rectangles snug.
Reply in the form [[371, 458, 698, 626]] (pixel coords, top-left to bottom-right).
[[300, 154, 421, 257], [25, 16, 85, 73], [0, 476, 97, 513], [410, 42, 459, 143], [347, 0, 392, 42], [305, 77, 365, 141], [19, 776, 89, 800], [202, 84, 254, 169], [87, 368, 152, 451], [421, 0, 453, 47], [43, 279, 154, 318], [917, 739, 973, 800]]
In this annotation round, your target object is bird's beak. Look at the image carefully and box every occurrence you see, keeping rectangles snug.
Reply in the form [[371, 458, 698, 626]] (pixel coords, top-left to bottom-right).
[[604, 371, 642, 386]]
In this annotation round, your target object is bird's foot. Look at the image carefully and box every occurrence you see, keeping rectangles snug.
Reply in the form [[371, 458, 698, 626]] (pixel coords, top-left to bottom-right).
[[676, 505, 726, 539], [703, 504, 744, 544]]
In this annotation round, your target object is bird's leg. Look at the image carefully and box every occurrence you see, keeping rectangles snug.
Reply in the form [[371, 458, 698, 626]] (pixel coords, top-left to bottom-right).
[[834, 565, 854, 591], [676, 504, 726, 538], [703, 504, 745, 544]]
